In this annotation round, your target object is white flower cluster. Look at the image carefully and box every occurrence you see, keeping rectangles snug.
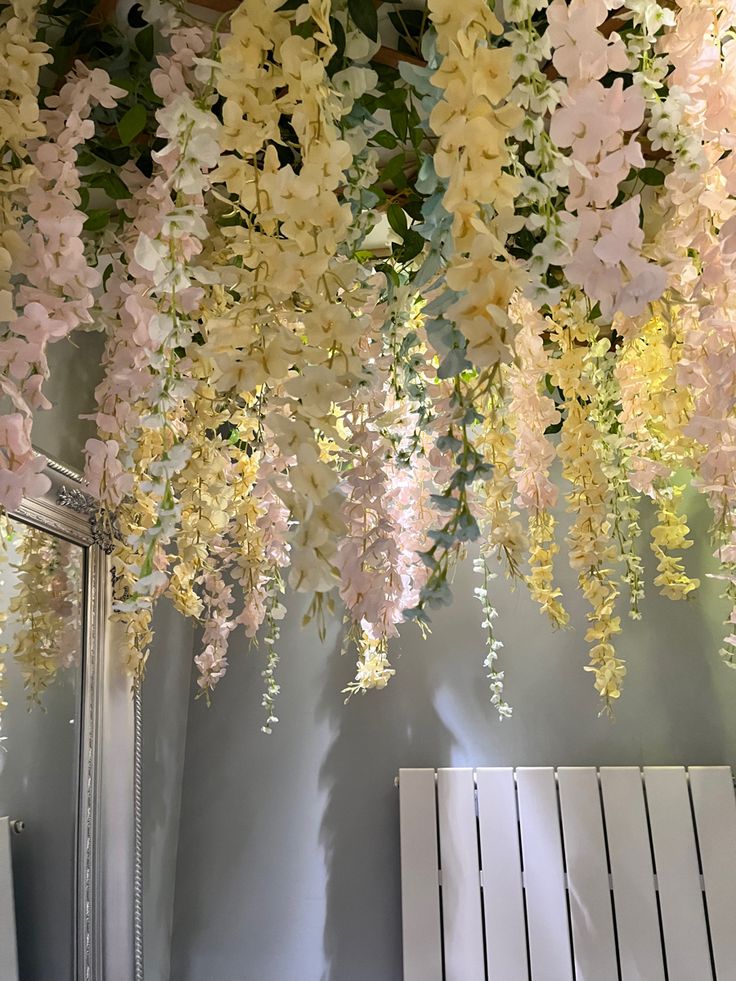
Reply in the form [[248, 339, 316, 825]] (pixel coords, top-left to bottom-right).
[[625, 0, 675, 44], [473, 557, 512, 720], [155, 92, 220, 195], [504, 0, 570, 306], [260, 577, 286, 734], [648, 87, 702, 165], [344, 634, 396, 697], [622, 0, 700, 166]]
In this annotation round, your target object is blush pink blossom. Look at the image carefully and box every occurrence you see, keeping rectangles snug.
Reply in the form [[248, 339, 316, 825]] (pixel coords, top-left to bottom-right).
[[547, 0, 627, 81]]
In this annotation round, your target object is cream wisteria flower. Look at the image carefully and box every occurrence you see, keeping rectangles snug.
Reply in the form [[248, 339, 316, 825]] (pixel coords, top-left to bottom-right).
[[0, 0, 49, 323], [2, 0, 736, 724], [429, 0, 523, 367], [9, 524, 82, 703]]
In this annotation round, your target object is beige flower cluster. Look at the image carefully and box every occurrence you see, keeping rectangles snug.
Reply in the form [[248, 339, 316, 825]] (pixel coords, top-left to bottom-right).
[[0, 0, 48, 324], [429, 0, 524, 367]]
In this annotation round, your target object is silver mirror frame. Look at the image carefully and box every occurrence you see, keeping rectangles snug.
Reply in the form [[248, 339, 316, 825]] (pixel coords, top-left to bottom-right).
[[9, 455, 138, 981]]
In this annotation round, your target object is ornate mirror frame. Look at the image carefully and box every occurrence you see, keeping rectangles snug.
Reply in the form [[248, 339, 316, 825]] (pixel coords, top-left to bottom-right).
[[8, 454, 138, 981]]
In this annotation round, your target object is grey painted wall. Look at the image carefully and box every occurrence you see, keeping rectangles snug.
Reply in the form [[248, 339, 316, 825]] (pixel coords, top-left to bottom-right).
[[144, 600, 195, 981], [32, 334, 106, 472], [170, 487, 736, 981]]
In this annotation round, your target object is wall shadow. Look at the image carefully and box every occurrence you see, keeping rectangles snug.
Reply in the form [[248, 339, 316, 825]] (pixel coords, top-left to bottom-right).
[[142, 600, 195, 981], [318, 632, 456, 981]]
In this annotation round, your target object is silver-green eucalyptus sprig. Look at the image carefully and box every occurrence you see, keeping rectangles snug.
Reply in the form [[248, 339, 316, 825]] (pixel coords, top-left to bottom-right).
[[406, 375, 491, 625]]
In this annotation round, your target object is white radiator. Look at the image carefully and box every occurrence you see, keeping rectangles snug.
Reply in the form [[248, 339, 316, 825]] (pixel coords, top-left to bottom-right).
[[0, 817, 18, 981], [398, 766, 736, 981]]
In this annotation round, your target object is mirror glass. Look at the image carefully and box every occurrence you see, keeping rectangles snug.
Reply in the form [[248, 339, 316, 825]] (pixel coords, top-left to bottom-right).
[[0, 515, 85, 981]]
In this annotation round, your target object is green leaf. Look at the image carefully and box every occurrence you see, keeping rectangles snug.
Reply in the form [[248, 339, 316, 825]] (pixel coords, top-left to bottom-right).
[[91, 144, 132, 168], [110, 76, 136, 93], [326, 15, 346, 75], [87, 171, 132, 200], [388, 9, 425, 36], [387, 203, 407, 237], [347, 0, 378, 41], [638, 166, 665, 186], [376, 262, 400, 287], [373, 129, 398, 149], [403, 196, 423, 221], [375, 88, 407, 111], [102, 262, 115, 289], [84, 209, 110, 232], [117, 104, 147, 146], [398, 228, 424, 262], [135, 24, 154, 61], [390, 106, 408, 142], [380, 152, 407, 188]]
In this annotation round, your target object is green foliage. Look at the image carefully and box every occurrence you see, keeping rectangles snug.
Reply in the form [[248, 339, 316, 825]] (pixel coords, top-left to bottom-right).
[[638, 166, 666, 186], [83, 209, 110, 232], [117, 103, 148, 145], [39, 0, 160, 231], [347, 0, 378, 41], [86, 171, 132, 201], [406, 380, 493, 623]]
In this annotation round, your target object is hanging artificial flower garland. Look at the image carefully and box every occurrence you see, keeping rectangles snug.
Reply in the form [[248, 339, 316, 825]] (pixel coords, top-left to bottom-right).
[[1, 0, 736, 727]]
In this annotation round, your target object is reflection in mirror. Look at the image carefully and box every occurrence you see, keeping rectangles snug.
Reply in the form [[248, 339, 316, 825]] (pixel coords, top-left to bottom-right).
[[0, 514, 84, 981]]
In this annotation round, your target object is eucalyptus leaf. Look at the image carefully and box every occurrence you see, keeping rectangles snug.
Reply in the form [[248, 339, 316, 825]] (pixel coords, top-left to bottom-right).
[[425, 318, 453, 355], [437, 347, 470, 379], [430, 493, 458, 512]]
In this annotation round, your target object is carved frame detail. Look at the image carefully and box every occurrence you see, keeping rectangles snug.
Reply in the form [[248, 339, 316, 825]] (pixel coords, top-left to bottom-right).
[[8, 454, 138, 981]]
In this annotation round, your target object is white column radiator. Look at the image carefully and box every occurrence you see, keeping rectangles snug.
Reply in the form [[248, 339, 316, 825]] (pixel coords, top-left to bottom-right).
[[398, 766, 736, 981]]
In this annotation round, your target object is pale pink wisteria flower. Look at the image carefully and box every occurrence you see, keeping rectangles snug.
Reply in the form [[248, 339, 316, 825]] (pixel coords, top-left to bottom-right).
[[0, 63, 124, 510], [85, 438, 133, 507], [506, 299, 559, 513], [564, 198, 667, 319], [551, 79, 645, 210], [0, 414, 49, 508], [195, 569, 236, 697], [547, 0, 627, 82]]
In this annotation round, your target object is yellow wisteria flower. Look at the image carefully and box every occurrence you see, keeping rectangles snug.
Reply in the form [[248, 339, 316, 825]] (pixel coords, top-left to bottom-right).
[[551, 303, 625, 704]]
